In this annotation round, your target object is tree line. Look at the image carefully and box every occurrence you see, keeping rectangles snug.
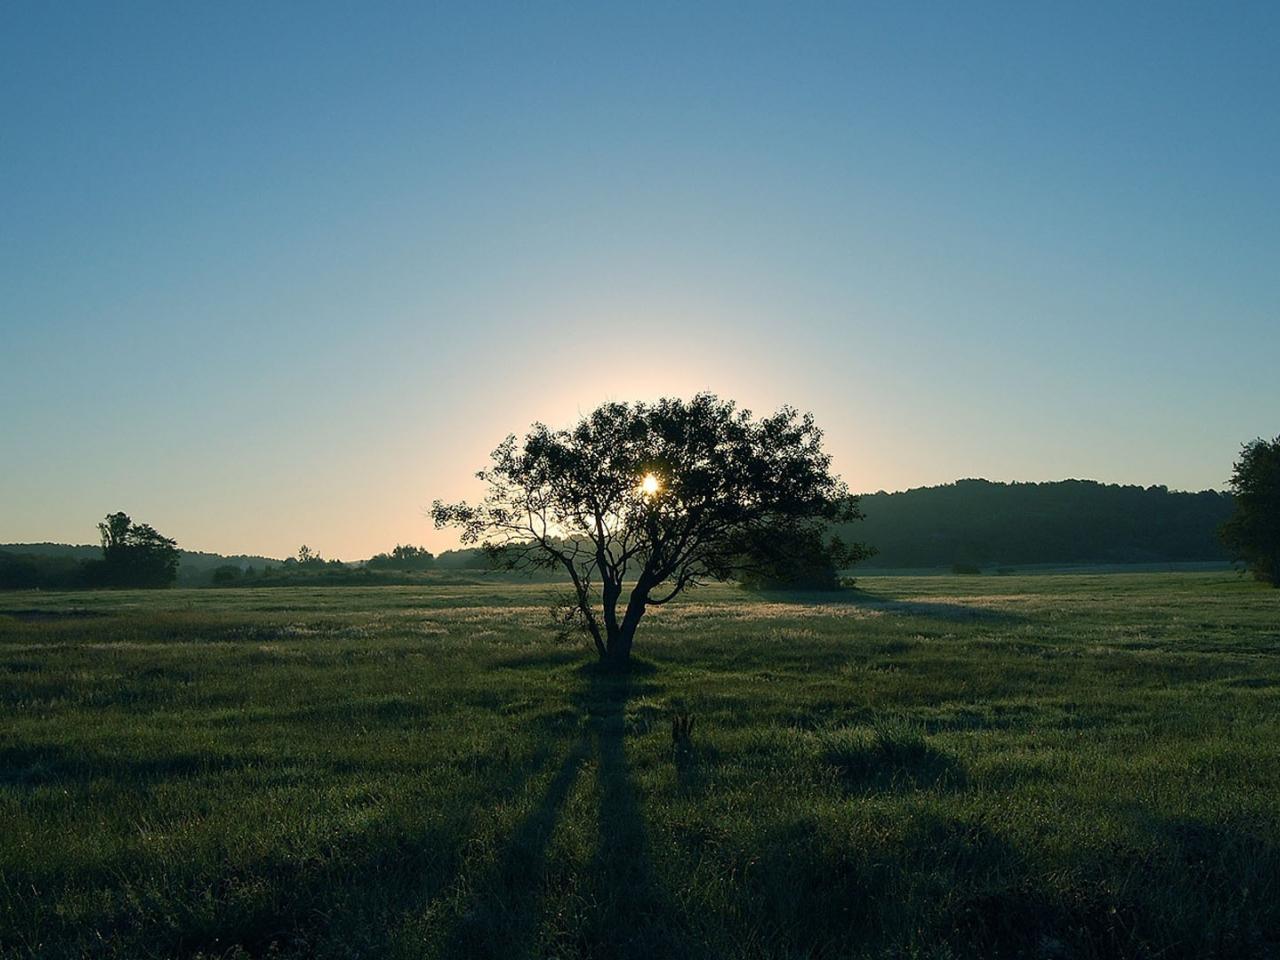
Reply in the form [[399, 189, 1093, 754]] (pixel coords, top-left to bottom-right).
[[0, 530, 497, 589], [843, 479, 1235, 569]]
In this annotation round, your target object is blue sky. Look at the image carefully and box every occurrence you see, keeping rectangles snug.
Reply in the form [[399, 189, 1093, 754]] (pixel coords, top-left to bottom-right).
[[3, 2, 1278, 558]]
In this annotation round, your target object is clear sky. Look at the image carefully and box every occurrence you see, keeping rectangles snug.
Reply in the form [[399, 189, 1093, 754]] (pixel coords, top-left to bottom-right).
[[3, 2, 1278, 559]]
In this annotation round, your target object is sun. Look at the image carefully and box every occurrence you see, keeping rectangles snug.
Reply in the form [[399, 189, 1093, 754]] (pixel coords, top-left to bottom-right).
[[640, 472, 661, 496]]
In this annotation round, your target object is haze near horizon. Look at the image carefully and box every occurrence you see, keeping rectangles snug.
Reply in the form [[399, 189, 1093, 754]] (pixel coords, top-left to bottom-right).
[[3, 2, 1277, 558]]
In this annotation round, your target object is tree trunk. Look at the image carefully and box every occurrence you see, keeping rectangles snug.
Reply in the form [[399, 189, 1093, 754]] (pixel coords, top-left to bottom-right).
[[603, 588, 647, 665], [601, 577, 622, 638]]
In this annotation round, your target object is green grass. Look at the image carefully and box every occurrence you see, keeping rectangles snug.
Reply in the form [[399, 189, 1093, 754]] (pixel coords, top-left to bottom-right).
[[2, 573, 1279, 959]]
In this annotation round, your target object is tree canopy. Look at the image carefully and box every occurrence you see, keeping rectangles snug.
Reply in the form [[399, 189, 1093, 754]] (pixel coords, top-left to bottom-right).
[[366, 544, 435, 571], [433, 394, 868, 663], [85, 512, 180, 588], [1221, 435, 1280, 587]]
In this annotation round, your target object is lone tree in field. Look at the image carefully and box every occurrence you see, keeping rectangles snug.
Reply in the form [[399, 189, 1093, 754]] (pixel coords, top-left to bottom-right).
[[433, 395, 869, 664], [1221, 435, 1280, 587]]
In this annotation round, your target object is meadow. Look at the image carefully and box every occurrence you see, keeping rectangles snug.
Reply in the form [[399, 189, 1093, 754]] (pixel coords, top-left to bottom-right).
[[2, 573, 1279, 959]]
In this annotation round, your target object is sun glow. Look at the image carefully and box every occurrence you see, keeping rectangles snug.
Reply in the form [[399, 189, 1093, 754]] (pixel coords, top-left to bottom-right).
[[640, 472, 661, 496]]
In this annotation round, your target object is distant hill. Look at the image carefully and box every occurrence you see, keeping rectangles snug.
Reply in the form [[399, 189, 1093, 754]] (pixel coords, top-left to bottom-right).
[[844, 479, 1234, 569], [170, 550, 286, 585], [0, 543, 101, 561]]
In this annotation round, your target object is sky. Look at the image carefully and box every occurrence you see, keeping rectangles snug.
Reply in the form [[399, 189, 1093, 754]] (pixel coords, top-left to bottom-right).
[[2, 1, 1278, 559]]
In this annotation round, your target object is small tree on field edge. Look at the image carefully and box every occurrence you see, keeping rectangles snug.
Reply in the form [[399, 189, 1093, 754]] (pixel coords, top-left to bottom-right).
[[1221, 435, 1280, 586]]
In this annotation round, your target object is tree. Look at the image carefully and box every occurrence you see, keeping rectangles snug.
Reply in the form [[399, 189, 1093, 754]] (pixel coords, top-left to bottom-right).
[[433, 394, 869, 664], [296, 545, 323, 566], [1221, 435, 1280, 586], [88, 512, 181, 588], [367, 544, 436, 571], [393, 544, 433, 565]]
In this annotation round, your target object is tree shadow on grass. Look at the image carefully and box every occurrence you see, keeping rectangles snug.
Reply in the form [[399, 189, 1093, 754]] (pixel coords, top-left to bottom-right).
[[576, 662, 686, 958], [439, 735, 592, 956], [4, 659, 684, 959], [430, 659, 685, 959], [745, 588, 1026, 624], [852, 593, 1028, 624]]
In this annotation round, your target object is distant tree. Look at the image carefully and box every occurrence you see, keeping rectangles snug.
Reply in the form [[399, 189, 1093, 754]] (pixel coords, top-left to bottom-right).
[[0, 552, 41, 589], [0, 551, 91, 590], [393, 544, 434, 568], [296, 545, 324, 567], [434, 394, 869, 665], [367, 544, 435, 571], [86, 512, 180, 588], [211, 565, 241, 585], [1221, 435, 1280, 586]]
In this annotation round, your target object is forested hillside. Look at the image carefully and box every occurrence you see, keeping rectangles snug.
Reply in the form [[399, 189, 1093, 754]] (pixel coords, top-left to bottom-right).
[[846, 479, 1233, 569]]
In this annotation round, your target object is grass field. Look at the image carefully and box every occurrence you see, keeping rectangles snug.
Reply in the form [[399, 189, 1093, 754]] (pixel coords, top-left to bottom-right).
[[3, 573, 1279, 959]]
